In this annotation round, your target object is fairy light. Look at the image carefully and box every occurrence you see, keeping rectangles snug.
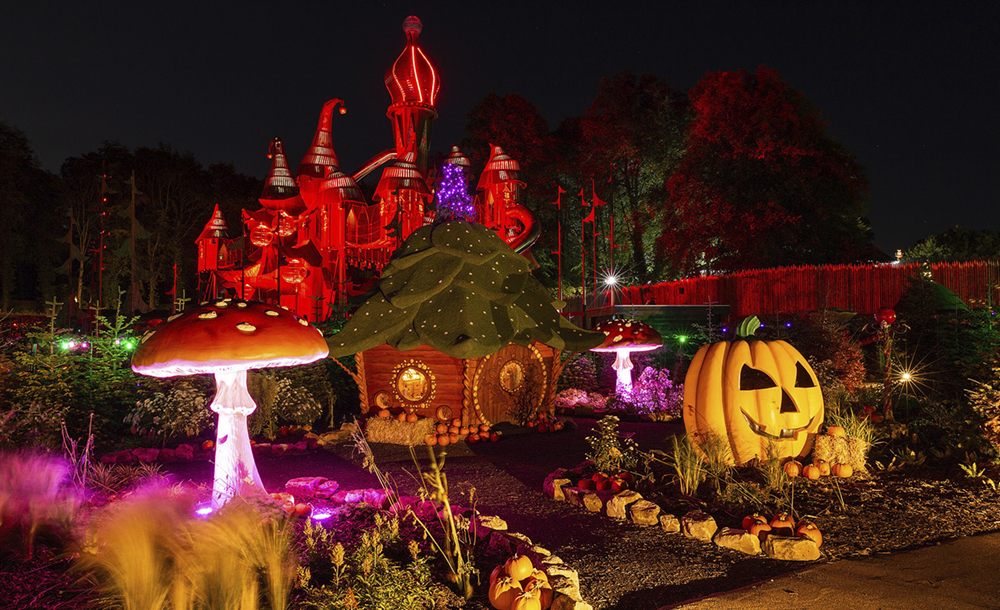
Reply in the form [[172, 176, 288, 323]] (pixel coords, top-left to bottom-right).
[[434, 163, 474, 220]]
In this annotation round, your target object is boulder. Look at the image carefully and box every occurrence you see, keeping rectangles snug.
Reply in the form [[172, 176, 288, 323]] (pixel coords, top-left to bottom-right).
[[252, 443, 271, 454], [542, 555, 564, 566], [158, 448, 176, 462], [362, 488, 390, 508], [763, 535, 821, 561], [681, 510, 718, 541], [315, 480, 340, 498], [606, 490, 643, 520], [629, 499, 661, 526], [329, 489, 352, 504], [659, 513, 681, 533], [293, 440, 309, 452], [174, 444, 194, 460], [469, 514, 506, 538], [551, 596, 593, 610], [562, 487, 585, 507], [284, 476, 327, 497], [582, 492, 604, 513], [543, 468, 569, 499], [546, 564, 580, 591], [486, 531, 518, 557], [714, 527, 762, 555]]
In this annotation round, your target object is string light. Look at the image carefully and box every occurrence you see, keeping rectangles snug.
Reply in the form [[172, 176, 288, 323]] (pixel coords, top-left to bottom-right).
[[434, 163, 474, 220]]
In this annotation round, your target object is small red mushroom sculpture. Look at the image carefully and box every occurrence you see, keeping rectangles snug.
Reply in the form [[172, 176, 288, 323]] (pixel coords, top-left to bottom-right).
[[591, 318, 663, 394], [131, 298, 328, 508]]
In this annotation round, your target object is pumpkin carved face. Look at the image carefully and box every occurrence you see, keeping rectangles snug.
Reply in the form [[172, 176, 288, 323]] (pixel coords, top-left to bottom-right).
[[683, 338, 824, 465]]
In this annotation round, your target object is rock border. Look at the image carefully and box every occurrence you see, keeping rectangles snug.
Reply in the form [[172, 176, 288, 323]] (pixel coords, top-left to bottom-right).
[[544, 464, 822, 562]]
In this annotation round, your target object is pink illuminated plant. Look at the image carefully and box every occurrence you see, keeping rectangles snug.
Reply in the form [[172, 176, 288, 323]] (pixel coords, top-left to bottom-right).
[[591, 319, 663, 394], [131, 298, 328, 508]]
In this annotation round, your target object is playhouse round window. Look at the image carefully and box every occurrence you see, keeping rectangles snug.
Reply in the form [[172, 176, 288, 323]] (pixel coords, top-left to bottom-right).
[[396, 366, 429, 402], [499, 360, 524, 393]]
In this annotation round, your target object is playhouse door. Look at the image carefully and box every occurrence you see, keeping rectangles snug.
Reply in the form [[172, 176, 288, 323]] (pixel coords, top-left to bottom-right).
[[472, 343, 547, 425]]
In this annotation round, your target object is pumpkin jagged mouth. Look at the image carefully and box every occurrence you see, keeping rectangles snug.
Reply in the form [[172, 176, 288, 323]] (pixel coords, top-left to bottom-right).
[[741, 410, 814, 440]]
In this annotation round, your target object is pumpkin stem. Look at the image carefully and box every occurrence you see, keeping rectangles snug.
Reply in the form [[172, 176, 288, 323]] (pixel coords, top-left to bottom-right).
[[736, 315, 761, 338]]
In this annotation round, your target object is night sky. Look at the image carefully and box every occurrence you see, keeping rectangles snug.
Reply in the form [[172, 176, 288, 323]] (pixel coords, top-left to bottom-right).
[[2, 1, 997, 255]]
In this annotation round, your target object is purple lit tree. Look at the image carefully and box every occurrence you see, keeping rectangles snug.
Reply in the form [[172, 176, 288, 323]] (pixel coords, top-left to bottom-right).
[[434, 162, 475, 221]]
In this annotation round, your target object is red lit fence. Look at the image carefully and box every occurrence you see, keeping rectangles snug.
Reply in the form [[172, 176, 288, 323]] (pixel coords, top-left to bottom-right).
[[614, 261, 1000, 318]]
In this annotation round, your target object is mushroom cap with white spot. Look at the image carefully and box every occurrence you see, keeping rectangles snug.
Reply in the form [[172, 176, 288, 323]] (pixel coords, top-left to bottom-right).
[[131, 299, 329, 377], [590, 319, 663, 353]]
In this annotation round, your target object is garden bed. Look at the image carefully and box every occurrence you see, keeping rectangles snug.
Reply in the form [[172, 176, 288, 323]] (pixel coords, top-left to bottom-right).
[[5, 418, 1000, 610]]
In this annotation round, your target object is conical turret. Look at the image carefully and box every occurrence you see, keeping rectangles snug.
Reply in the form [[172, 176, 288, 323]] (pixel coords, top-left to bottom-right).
[[298, 98, 345, 179], [259, 138, 307, 216]]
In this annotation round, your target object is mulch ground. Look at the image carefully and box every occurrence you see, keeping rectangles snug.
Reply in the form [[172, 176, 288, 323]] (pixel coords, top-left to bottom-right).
[[4, 416, 1000, 610]]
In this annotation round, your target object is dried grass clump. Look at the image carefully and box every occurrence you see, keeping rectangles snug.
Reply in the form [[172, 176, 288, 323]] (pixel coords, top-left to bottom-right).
[[365, 417, 436, 446]]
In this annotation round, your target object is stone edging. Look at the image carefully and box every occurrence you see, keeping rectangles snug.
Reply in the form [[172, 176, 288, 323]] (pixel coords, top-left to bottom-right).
[[543, 466, 822, 562]]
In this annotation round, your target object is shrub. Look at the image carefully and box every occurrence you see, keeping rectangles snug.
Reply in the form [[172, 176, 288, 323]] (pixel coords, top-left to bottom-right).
[[274, 377, 323, 426], [125, 380, 212, 441], [298, 512, 444, 610], [611, 366, 683, 420], [557, 353, 598, 393], [585, 416, 639, 473]]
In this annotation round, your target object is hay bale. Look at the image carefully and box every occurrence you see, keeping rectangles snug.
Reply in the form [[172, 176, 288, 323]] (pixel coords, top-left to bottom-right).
[[365, 417, 436, 446], [813, 435, 869, 472]]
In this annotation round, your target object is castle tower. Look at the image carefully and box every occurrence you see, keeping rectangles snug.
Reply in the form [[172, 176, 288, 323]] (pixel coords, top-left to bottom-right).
[[384, 16, 440, 175], [298, 98, 346, 204]]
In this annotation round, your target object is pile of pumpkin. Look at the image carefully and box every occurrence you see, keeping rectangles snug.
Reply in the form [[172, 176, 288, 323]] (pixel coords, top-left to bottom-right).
[[574, 471, 634, 493], [526, 412, 564, 433], [742, 512, 823, 548], [425, 419, 500, 446], [783, 426, 855, 479], [488, 554, 553, 610], [267, 492, 313, 517]]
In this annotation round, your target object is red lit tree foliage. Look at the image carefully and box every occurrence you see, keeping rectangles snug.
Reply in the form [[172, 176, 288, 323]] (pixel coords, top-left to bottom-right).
[[662, 66, 875, 274]]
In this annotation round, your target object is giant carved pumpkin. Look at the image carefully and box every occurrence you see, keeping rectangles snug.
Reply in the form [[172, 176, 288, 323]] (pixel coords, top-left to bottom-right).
[[682, 316, 823, 465]]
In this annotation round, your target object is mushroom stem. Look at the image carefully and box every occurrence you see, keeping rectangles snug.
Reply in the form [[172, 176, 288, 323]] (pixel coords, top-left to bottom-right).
[[209, 369, 264, 508], [613, 350, 635, 395]]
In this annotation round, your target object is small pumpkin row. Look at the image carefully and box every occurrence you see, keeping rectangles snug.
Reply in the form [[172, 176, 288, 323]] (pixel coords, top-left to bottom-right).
[[425, 421, 500, 446], [526, 412, 565, 433], [267, 492, 313, 517], [488, 553, 553, 610], [784, 458, 854, 479], [742, 513, 822, 547]]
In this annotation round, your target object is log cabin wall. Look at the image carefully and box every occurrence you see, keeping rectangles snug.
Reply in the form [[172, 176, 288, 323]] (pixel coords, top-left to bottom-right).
[[360, 344, 466, 422], [359, 341, 563, 428]]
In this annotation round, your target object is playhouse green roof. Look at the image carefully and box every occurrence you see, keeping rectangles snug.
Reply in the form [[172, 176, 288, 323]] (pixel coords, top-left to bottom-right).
[[327, 221, 603, 359]]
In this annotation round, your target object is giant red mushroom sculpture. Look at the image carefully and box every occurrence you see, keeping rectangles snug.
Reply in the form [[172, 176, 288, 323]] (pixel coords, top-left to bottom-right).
[[591, 319, 663, 394], [131, 298, 328, 508]]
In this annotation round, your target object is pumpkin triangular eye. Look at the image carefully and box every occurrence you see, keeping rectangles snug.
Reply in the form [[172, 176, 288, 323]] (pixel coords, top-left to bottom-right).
[[740, 364, 777, 390], [795, 362, 816, 388]]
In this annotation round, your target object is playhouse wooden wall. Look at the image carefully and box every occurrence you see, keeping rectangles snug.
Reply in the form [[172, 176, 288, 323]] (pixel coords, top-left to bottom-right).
[[358, 341, 562, 427]]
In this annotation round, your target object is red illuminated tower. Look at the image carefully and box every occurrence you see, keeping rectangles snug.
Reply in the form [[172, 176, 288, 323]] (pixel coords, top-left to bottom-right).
[[384, 16, 439, 174]]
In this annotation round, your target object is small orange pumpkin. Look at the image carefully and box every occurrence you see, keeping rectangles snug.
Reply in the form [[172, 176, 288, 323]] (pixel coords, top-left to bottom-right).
[[783, 460, 802, 478], [396, 412, 407, 422], [770, 513, 795, 536], [832, 463, 854, 478], [378, 408, 391, 418], [437, 434, 450, 446], [505, 554, 535, 582], [802, 463, 821, 480], [510, 587, 542, 610], [795, 520, 823, 547], [826, 425, 846, 437], [813, 459, 831, 476], [747, 518, 771, 539], [741, 513, 763, 530], [406, 412, 419, 423], [424, 435, 437, 446], [488, 576, 522, 610]]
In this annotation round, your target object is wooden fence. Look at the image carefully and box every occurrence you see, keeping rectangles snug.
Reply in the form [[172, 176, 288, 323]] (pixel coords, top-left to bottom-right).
[[614, 261, 1000, 318]]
